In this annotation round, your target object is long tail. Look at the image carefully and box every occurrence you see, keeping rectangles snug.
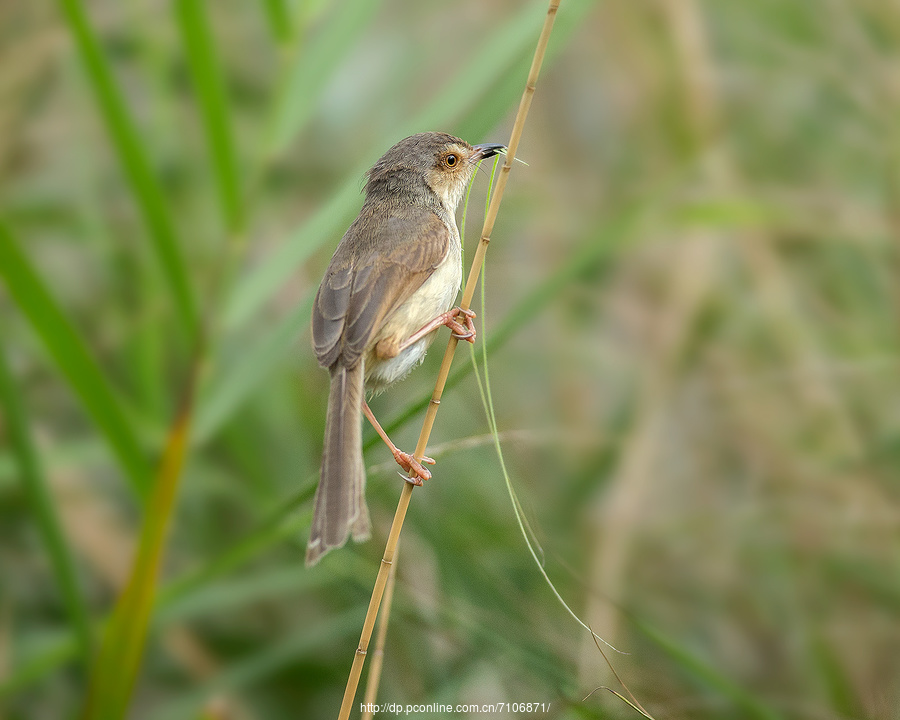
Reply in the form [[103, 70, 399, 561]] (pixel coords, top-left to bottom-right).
[[306, 363, 370, 566]]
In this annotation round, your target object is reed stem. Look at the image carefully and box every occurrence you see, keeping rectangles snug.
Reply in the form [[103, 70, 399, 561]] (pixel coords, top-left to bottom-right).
[[337, 3, 560, 717]]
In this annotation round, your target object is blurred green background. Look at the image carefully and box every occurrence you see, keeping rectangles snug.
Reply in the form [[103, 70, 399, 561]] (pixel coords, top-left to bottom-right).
[[2, 0, 899, 718]]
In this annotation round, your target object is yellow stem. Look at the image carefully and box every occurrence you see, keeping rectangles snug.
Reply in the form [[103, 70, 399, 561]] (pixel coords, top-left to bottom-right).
[[361, 547, 398, 719]]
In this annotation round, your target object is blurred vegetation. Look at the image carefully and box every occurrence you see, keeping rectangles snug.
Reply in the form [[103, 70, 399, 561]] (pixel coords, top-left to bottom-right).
[[1, 0, 899, 718]]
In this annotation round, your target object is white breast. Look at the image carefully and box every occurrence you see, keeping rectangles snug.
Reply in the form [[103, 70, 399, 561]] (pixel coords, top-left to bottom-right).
[[365, 230, 462, 392]]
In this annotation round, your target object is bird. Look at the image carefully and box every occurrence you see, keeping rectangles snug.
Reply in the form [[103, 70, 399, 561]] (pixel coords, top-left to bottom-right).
[[306, 132, 504, 566]]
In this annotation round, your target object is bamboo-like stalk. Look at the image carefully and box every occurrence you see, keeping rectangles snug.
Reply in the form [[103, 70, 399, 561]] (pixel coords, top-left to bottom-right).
[[360, 548, 397, 720], [336, 3, 561, 718]]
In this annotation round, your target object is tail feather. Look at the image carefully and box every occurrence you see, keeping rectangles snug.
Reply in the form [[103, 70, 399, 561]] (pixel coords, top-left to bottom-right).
[[306, 364, 370, 566]]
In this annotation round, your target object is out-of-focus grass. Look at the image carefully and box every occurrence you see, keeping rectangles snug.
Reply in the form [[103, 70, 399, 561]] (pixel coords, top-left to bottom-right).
[[0, 226, 151, 497], [1, 0, 900, 718], [55, 0, 198, 338], [0, 328, 93, 671]]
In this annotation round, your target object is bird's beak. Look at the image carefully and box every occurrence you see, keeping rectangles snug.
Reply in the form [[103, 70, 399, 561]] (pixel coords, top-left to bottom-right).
[[470, 143, 506, 162]]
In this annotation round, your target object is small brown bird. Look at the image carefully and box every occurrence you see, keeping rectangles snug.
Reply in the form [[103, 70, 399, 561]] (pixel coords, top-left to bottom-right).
[[307, 132, 504, 566]]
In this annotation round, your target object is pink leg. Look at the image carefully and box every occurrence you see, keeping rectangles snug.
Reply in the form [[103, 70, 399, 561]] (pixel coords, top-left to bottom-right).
[[397, 307, 477, 353], [363, 401, 435, 486]]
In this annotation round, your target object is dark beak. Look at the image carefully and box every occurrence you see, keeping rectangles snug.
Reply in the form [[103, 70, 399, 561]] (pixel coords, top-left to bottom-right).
[[470, 142, 506, 162]]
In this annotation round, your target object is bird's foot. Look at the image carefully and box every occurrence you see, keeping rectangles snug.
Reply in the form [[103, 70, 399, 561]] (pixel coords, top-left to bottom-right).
[[444, 307, 477, 342], [393, 449, 435, 486]]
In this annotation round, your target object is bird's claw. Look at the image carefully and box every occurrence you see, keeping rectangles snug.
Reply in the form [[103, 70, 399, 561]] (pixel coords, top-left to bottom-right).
[[447, 307, 477, 343], [393, 450, 435, 486]]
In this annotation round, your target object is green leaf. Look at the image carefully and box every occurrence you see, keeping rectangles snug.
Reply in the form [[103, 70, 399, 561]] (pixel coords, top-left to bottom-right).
[[414, 0, 558, 133], [222, 183, 357, 331], [0, 336, 94, 668], [264, 0, 383, 158], [82, 400, 194, 719], [0, 502, 313, 700], [176, 0, 244, 233], [0, 224, 151, 497], [673, 199, 783, 230], [55, 0, 198, 335], [634, 617, 784, 720], [263, 0, 295, 47], [148, 610, 362, 720], [194, 296, 312, 443], [0, 632, 80, 699]]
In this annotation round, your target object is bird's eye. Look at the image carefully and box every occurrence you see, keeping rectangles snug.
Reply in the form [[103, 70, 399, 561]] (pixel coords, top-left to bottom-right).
[[445, 153, 458, 167]]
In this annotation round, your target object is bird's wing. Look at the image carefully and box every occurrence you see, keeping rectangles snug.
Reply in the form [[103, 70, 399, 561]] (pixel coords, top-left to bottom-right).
[[312, 205, 451, 369]]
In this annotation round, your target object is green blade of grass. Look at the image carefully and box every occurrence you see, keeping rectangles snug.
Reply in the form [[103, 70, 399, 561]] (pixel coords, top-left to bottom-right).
[[415, 0, 578, 133], [633, 617, 784, 720], [157, 529, 314, 618], [263, 0, 295, 47], [82, 393, 195, 719], [156, 564, 331, 626], [809, 628, 864, 719], [0, 336, 93, 668], [1, 503, 313, 699], [176, 0, 243, 234], [0, 632, 80, 699], [129, 261, 167, 422], [55, 0, 198, 336], [263, 0, 382, 159], [0, 224, 151, 497], [147, 610, 362, 720], [194, 296, 312, 443], [454, 0, 596, 142], [221, 168, 360, 332]]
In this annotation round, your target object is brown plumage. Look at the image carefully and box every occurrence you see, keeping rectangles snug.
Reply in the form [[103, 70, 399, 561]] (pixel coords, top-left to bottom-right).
[[306, 132, 504, 566]]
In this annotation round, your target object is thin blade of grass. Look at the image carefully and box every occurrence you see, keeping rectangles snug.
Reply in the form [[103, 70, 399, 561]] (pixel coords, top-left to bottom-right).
[[129, 263, 167, 421], [809, 629, 864, 719], [158, 486, 314, 606], [147, 610, 362, 720], [264, 0, 382, 159], [409, 0, 562, 135], [194, 296, 312, 443], [0, 632, 80, 699], [263, 0, 295, 47], [221, 167, 360, 332], [465, 231, 621, 657], [55, 0, 198, 335], [585, 626, 656, 718], [1, 504, 313, 699], [82, 392, 195, 718], [176, 0, 243, 234], [632, 617, 784, 720], [0, 336, 93, 669], [0, 224, 150, 497]]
